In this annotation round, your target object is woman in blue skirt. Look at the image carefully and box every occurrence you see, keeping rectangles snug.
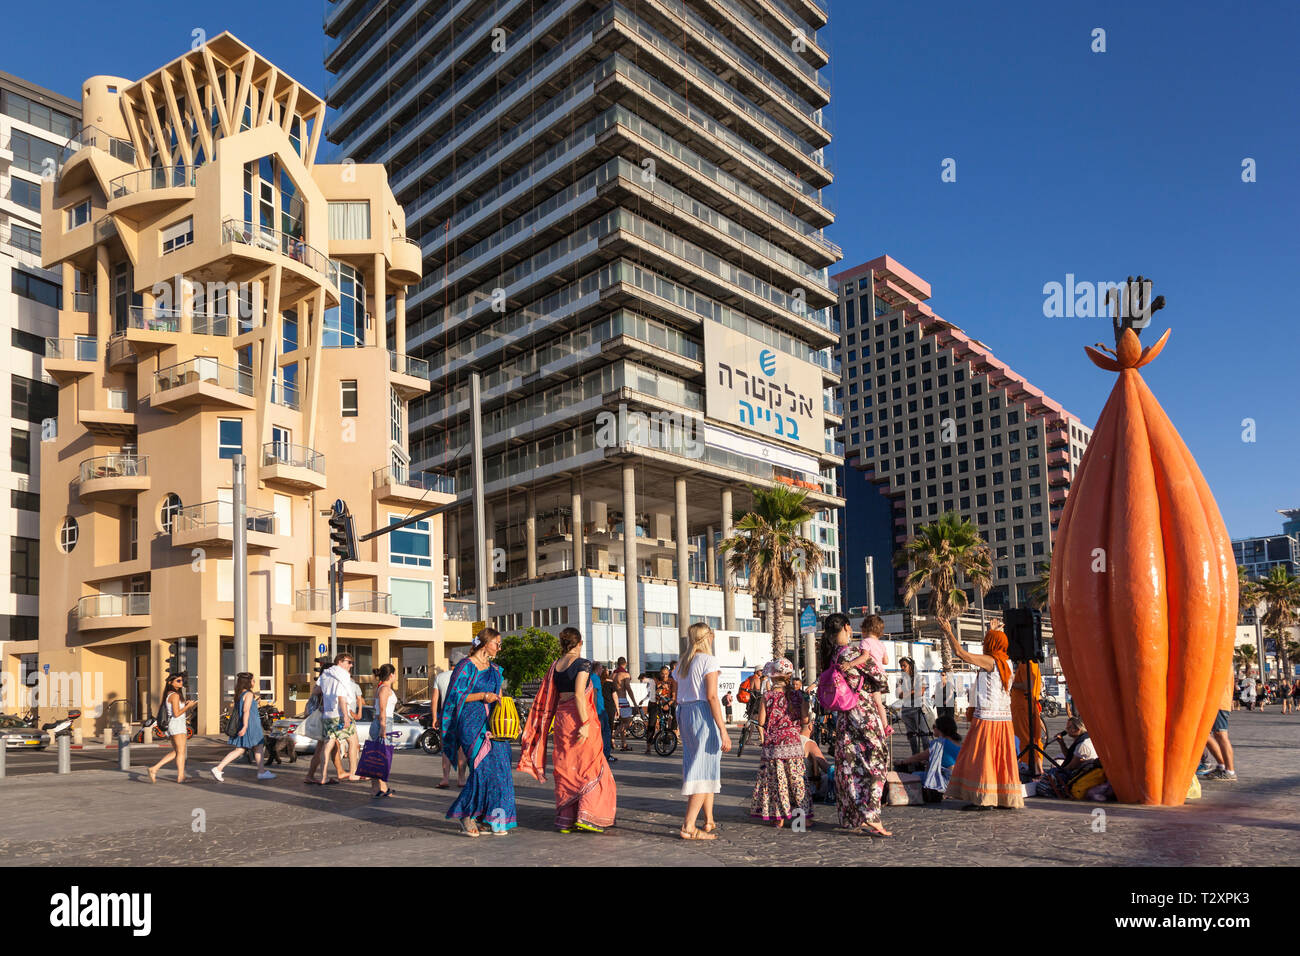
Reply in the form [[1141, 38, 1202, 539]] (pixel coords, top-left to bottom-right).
[[442, 628, 516, 836], [672, 622, 732, 839], [211, 672, 274, 782]]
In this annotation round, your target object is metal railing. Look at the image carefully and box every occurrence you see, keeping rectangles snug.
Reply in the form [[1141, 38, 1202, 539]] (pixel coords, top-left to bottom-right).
[[78, 454, 147, 484], [221, 219, 334, 284], [45, 336, 98, 361], [78, 592, 150, 619], [59, 125, 136, 168], [73, 292, 94, 312], [373, 465, 454, 494], [108, 164, 198, 198], [263, 441, 324, 473], [295, 589, 391, 614], [443, 600, 476, 622], [154, 358, 253, 396], [0, 221, 41, 255], [172, 500, 276, 535], [271, 378, 300, 410], [124, 305, 182, 332], [388, 349, 431, 380]]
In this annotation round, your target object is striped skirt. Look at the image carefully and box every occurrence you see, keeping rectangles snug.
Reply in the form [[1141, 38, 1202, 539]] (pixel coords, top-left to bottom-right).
[[947, 716, 1025, 808], [679, 700, 722, 796]]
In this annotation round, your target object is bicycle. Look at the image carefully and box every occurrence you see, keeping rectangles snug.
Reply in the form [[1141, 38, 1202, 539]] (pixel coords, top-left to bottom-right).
[[649, 703, 677, 756]]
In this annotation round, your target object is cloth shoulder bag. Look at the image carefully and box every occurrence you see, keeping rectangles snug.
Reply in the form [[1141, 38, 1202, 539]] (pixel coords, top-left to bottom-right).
[[356, 739, 394, 781], [299, 708, 324, 741]]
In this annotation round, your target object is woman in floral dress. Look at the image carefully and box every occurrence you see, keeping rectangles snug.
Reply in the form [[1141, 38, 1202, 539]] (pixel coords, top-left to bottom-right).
[[749, 658, 813, 827], [819, 612, 892, 837]]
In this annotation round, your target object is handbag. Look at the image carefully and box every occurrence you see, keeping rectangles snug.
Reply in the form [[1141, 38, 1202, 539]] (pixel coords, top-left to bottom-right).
[[356, 739, 394, 781], [223, 693, 245, 738], [490, 696, 521, 741], [816, 665, 857, 713], [299, 709, 324, 741]]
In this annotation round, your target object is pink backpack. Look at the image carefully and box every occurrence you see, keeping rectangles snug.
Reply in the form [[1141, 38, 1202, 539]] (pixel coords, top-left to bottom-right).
[[817, 664, 857, 713]]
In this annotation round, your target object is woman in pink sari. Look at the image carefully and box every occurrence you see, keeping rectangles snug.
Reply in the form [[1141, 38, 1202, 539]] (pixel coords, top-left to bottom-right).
[[518, 627, 617, 833]]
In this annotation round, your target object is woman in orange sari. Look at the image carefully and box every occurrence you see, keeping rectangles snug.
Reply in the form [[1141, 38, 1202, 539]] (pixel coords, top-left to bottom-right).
[[941, 623, 1024, 810], [518, 626, 617, 833]]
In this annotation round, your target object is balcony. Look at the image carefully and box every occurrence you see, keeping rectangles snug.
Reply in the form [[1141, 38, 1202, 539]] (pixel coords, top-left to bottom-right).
[[373, 465, 455, 506], [1047, 448, 1070, 467], [44, 336, 98, 382], [294, 589, 397, 628], [77, 454, 150, 503], [57, 125, 136, 190], [77, 592, 150, 631], [388, 349, 432, 399], [260, 441, 326, 491], [220, 219, 335, 298], [152, 358, 254, 412], [390, 236, 422, 284], [444, 599, 477, 622], [171, 500, 279, 551], [106, 164, 198, 221]]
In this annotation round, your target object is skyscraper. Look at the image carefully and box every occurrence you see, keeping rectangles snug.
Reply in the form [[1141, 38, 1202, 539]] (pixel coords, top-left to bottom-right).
[[325, 0, 844, 671], [833, 256, 1092, 611]]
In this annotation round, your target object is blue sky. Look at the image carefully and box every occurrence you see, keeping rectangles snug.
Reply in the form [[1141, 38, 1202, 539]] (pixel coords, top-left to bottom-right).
[[4, 0, 1295, 537]]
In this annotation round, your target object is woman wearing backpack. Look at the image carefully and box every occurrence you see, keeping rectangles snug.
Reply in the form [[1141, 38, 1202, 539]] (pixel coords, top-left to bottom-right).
[[818, 612, 892, 837], [211, 672, 274, 782], [148, 672, 197, 783]]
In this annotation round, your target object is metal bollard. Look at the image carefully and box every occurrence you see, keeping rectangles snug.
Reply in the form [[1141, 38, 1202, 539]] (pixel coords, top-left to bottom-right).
[[57, 734, 71, 774], [0, 740, 6, 779], [118, 733, 131, 771]]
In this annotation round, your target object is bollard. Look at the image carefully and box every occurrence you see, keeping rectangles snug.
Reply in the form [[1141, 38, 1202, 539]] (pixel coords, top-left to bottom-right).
[[118, 733, 131, 771], [0, 740, 6, 779], [57, 734, 71, 774]]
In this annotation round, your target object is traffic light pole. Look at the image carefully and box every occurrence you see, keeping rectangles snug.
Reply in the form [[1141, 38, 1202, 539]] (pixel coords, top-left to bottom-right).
[[233, 454, 249, 677], [329, 559, 338, 663]]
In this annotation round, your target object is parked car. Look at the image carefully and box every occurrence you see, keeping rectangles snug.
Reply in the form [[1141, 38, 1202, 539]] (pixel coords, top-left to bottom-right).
[[268, 707, 423, 754], [397, 700, 433, 724], [0, 714, 49, 750]]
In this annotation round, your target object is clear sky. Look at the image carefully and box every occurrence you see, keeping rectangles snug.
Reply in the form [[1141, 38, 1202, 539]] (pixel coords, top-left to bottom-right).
[[3, 0, 1295, 538]]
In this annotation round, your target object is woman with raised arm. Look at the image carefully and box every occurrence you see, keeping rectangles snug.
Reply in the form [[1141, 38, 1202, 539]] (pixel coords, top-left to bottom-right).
[[942, 622, 1024, 810]]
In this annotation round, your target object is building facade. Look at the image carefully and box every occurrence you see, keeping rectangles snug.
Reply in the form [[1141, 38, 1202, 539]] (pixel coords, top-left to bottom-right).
[[1, 73, 80, 667], [12, 34, 467, 737], [832, 256, 1093, 610], [324, 0, 843, 670], [1233, 509, 1300, 583]]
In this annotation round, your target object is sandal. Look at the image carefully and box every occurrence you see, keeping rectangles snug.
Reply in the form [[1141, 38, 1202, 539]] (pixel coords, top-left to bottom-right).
[[461, 820, 481, 837], [680, 827, 717, 840], [147, 768, 157, 784], [703, 822, 720, 833], [436, 782, 450, 789], [864, 823, 892, 837]]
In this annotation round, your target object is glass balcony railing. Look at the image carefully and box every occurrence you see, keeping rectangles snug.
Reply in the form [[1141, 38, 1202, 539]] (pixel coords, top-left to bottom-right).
[[824, 438, 845, 455], [154, 358, 253, 396], [295, 589, 392, 614], [263, 441, 324, 473], [108, 164, 198, 198], [220, 219, 334, 284], [78, 592, 150, 619], [78, 454, 147, 484], [271, 378, 300, 410], [374, 465, 455, 495], [389, 350, 431, 380], [173, 500, 276, 536], [123, 305, 183, 332], [46, 336, 98, 361], [443, 600, 476, 622], [73, 292, 94, 312], [59, 125, 136, 169], [823, 396, 844, 416]]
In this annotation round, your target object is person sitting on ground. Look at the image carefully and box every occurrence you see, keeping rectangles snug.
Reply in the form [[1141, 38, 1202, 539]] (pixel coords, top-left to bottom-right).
[[895, 714, 962, 773], [1031, 716, 1099, 798]]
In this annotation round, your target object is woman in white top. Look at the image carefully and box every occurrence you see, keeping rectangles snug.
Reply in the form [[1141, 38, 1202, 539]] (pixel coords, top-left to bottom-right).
[[370, 664, 399, 799], [673, 622, 732, 839], [148, 672, 197, 783], [941, 625, 1024, 810]]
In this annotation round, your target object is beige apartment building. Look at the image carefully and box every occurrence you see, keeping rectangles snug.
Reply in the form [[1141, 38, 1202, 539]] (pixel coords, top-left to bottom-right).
[[9, 34, 468, 737]]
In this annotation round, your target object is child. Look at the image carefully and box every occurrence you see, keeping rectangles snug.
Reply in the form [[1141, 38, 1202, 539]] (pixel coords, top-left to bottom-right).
[[749, 658, 814, 828]]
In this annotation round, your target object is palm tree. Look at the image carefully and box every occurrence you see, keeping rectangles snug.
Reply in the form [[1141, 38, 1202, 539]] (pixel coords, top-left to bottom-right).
[[1027, 558, 1051, 611], [1233, 643, 1257, 676], [895, 512, 992, 674], [719, 484, 824, 660], [1238, 565, 1262, 621], [1257, 566, 1300, 682]]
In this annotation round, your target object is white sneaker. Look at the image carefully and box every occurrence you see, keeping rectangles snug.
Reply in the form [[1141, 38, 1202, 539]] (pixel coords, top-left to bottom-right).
[[258, 770, 276, 780], [210, 768, 224, 783]]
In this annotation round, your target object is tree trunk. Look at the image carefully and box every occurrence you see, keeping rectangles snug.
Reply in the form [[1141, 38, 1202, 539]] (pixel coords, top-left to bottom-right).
[[770, 587, 785, 661], [937, 615, 954, 674]]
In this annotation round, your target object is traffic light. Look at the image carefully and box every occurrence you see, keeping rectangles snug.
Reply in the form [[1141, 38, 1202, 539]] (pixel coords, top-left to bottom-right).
[[314, 656, 331, 679], [328, 504, 357, 563], [165, 641, 181, 674]]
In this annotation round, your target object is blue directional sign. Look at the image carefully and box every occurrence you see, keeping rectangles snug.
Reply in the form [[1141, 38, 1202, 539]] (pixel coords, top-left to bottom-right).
[[318, 643, 327, 655], [799, 605, 817, 633]]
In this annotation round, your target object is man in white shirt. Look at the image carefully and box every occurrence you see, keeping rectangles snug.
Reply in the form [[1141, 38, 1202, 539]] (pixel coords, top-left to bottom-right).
[[1238, 672, 1257, 711], [314, 654, 357, 784]]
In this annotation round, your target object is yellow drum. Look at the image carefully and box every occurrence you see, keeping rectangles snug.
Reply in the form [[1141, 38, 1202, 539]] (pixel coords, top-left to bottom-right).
[[490, 696, 521, 741]]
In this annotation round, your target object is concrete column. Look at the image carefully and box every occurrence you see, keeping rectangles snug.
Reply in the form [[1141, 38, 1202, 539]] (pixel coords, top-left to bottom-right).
[[525, 489, 537, 580], [447, 510, 459, 594], [675, 476, 690, 651], [372, 252, 387, 349], [622, 462, 640, 675], [484, 500, 495, 586], [571, 479, 584, 573], [94, 245, 110, 346], [721, 486, 736, 630], [592, 500, 608, 532], [706, 525, 716, 585], [394, 287, 406, 355]]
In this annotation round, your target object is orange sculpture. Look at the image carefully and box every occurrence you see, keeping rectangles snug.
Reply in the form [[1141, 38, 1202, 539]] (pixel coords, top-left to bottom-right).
[[1050, 279, 1237, 805]]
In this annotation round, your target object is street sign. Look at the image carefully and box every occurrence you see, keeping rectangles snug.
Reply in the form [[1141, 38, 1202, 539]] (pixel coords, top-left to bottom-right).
[[799, 605, 817, 633], [318, 643, 327, 655], [472, 621, 487, 637], [333, 498, 347, 516]]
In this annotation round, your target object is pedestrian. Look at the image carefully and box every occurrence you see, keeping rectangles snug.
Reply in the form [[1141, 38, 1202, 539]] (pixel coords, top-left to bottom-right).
[[211, 672, 274, 782], [942, 623, 1024, 810], [1201, 669, 1238, 781], [613, 658, 634, 752], [674, 622, 731, 839], [1238, 672, 1256, 711], [443, 629, 516, 836], [720, 691, 735, 726], [749, 658, 813, 828], [314, 653, 358, 785], [519, 627, 617, 833], [148, 672, 196, 784], [1010, 658, 1045, 776], [896, 657, 925, 755], [859, 614, 889, 670], [1291, 679, 1300, 715], [645, 665, 675, 755], [434, 663, 467, 789], [594, 661, 618, 762], [304, 677, 345, 785], [367, 664, 398, 799], [818, 612, 892, 836], [936, 670, 956, 722]]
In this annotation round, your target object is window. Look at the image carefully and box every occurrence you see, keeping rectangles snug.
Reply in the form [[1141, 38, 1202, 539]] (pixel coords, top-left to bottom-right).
[[273, 493, 292, 537], [11, 328, 44, 354], [11, 536, 38, 596], [7, 223, 40, 255], [11, 487, 39, 512], [274, 563, 293, 605], [390, 387, 403, 443], [391, 578, 433, 627], [67, 200, 92, 230], [59, 517, 78, 553], [9, 126, 59, 174], [161, 493, 183, 533], [217, 418, 242, 459], [1, 89, 76, 137], [11, 428, 31, 475], [161, 217, 194, 253], [11, 270, 60, 308], [389, 513, 431, 567], [11, 375, 57, 424], [328, 201, 371, 240], [341, 380, 358, 417], [8, 177, 41, 211], [217, 559, 233, 602]]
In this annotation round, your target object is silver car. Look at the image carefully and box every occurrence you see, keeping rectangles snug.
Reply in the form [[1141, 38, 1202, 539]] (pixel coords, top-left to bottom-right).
[[270, 707, 422, 754], [0, 715, 49, 750]]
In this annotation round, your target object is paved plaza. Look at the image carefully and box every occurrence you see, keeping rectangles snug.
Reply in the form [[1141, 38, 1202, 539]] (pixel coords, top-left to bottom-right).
[[1, 712, 1295, 867]]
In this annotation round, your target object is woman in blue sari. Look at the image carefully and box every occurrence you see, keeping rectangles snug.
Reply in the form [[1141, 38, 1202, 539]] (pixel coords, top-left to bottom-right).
[[442, 628, 516, 836]]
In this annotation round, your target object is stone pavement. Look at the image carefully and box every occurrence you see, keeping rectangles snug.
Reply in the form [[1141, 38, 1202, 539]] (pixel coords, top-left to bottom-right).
[[0, 711, 1295, 866]]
